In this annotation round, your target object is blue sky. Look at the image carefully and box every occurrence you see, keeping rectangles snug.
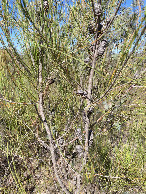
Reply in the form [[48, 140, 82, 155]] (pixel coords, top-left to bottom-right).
[[0, 0, 144, 52]]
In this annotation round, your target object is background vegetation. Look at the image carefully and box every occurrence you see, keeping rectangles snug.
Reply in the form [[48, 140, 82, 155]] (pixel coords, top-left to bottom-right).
[[0, 0, 145, 193]]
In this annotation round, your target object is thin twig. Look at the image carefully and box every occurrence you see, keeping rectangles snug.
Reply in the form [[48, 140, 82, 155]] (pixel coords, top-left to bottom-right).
[[94, 25, 146, 104]]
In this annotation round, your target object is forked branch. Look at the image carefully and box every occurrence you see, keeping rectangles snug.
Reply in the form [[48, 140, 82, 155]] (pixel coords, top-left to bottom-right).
[[38, 49, 71, 194]]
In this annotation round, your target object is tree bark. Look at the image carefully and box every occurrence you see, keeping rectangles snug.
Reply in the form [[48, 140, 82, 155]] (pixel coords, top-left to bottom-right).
[[38, 52, 71, 194]]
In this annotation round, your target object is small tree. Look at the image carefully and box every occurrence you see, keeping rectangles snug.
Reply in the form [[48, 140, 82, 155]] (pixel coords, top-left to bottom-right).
[[0, 0, 145, 193]]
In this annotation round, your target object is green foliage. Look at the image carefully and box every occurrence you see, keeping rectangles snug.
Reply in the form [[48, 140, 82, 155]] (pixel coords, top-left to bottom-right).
[[0, 0, 145, 193]]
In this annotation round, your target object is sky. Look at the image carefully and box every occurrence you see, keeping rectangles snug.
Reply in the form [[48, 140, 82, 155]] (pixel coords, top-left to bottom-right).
[[0, 0, 144, 52]]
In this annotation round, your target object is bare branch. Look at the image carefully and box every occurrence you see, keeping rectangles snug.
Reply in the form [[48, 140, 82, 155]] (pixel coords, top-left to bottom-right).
[[83, 0, 103, 168], [38, 47, 71, 194]]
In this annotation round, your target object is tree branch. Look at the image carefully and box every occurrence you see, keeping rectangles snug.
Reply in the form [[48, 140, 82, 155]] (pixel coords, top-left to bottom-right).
[[97, 0, 123, 41], [83, 0, 102, 167], [38, 48, 71, 194], [94, 24, 146, 104]]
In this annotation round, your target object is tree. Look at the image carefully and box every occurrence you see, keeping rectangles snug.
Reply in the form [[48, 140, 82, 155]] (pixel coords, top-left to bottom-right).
[[0, 0, 145, 193]]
